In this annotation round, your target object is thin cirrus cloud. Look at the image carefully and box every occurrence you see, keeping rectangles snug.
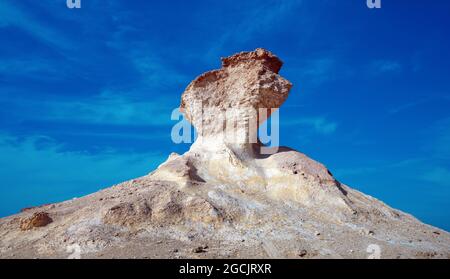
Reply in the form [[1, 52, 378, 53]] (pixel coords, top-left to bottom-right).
[[0, 0, 75, 51], [282, 116, 338, 135], [0, 0, 188, 91], [370, 59, 403, 74], [388, 99, 428, 115], [104, 26, 192, 92], [1, 91, 177, 127], [334, 157, 450, 190], [333, 158, 425, 178], [0, 133, 166, 217], [387, 96, 450, 115], [129, 49, 190, 89], [334, 117, 450, 188], [421, 167, 450, 186], [426, 117, 450, 159], [204, 0, 301, 61], [299, 58, 336, 84], [0, 58, 73, 81]]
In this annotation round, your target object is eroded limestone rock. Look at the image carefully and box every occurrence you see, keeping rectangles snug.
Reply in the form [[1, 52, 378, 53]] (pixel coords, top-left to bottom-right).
[[20, 212, 53, 230], [181, 48, 292, 148]]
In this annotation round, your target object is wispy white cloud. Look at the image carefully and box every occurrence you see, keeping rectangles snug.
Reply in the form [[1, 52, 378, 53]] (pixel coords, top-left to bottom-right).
[[370, 59, 402, 74], [426, 117, 450, 159], [0, 58, 72, 80], [283, 116, 338, 135], [0, 134, 165, 181], [421, 167, 450, 186], [0, 133, 166, 215], [1, 90, 177, 126], [204, 0, 301, 61], [0, 0, 74, 50], [334, 115, 450, 188], [333, 158, 425, 177], [105, 25, 191, 90], [387, 96, 450, 115], [230, 0, 299, 41], [129, 50, 190, 88], [388, 99, 427, 115], [298, 57, 336, 85], [334, 155, 450, 189]]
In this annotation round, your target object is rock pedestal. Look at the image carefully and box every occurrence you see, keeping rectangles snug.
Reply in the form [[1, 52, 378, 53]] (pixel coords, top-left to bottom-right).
[[180, 48, 292, 153]]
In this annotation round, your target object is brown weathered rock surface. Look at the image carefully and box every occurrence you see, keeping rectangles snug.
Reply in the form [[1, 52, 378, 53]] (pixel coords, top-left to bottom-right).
[[20, 212, 53, 231], [0, 49, 449, 259], [181, 48, 291, 148]]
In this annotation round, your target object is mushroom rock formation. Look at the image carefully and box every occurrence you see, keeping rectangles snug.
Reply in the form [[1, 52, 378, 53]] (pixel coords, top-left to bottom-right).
[[180, 48, 292, 155], [0, 49, 449, 259], [166, 48, 352, 215]]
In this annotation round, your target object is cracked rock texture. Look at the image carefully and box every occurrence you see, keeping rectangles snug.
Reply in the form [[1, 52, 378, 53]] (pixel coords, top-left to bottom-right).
[[1, 49, 449, 259], [181, 48, 291, 149]]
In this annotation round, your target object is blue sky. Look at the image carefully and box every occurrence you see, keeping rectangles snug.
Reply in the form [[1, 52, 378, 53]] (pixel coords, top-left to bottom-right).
[[0, 0, 449, 230]]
